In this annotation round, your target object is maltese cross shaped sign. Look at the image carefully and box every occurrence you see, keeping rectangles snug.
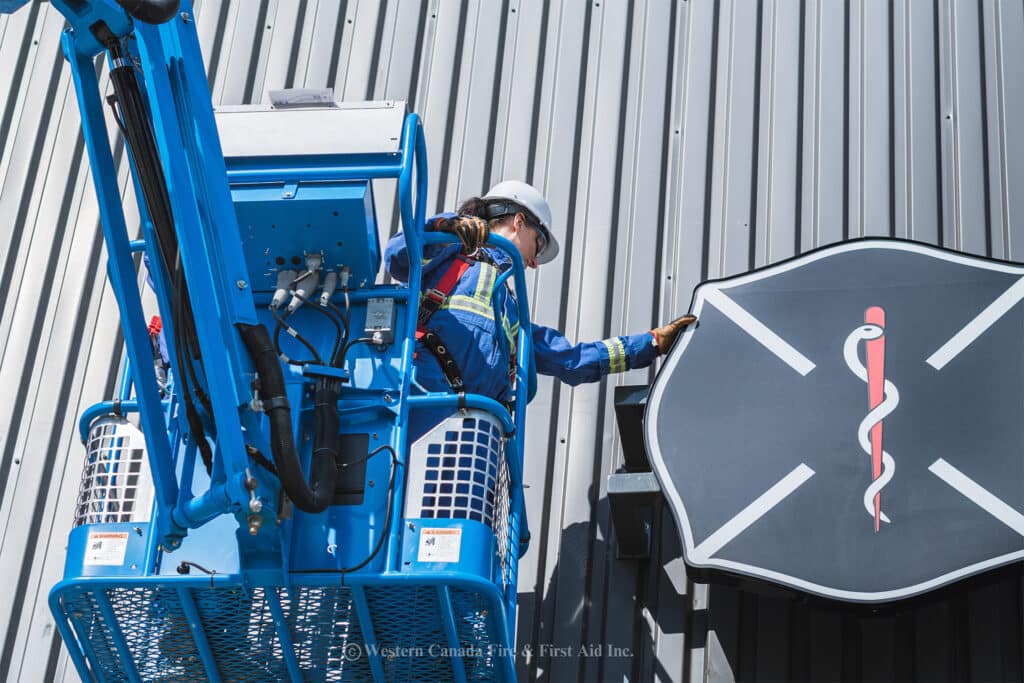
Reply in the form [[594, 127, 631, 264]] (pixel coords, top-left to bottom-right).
[[646, 239, 1024, 602]]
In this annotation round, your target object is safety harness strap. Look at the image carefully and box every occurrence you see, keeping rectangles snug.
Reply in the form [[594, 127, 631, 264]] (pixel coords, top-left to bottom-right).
[[419, 330, 466, 392], [417, 257, 473, 327], [416, 256, 475, 392]]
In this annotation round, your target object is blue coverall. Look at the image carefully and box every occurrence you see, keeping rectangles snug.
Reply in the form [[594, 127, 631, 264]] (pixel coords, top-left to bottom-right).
[[385, 215, 660, 428]]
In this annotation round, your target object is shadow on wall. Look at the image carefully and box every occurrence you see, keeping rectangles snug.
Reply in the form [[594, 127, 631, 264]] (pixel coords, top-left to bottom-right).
[[514, 486, 696, 682]]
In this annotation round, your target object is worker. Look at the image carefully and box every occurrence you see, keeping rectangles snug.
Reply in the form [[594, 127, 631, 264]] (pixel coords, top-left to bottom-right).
[[384, 180, 696, 435]]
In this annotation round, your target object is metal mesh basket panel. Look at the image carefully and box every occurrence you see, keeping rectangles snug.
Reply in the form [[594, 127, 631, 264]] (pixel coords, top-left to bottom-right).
[[451, 588, 501, 681], [75, 417, 154, 527], [57, 583, 508, 682], [106, 587, 199, 681], [63, 590, 132, 682], [365, 585, 455, 682], [193, 587, 290, 681], [494, 459, 513, 589], [405, 411, 507, 527], [283, 586, 374, 681]]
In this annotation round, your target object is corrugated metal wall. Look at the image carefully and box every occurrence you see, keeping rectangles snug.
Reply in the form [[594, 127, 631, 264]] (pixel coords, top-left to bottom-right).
[[0, 0, 1022, 681]]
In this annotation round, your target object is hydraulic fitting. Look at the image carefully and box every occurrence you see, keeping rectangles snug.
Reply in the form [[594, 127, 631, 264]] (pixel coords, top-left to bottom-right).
[[320, 271, 338, 306], [271, 270, 297, 309]]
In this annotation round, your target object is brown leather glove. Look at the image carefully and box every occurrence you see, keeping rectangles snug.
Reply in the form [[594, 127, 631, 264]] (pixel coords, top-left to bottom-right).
[[651, 314, 697, 354], [433, 215, 491, 254]]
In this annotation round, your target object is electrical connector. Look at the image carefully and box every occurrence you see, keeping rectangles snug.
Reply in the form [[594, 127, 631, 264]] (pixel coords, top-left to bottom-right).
[[287, 270, 320, 312], [272, 270, 297, 309], [339, 265, 352, 290], [287, 253, 323, 313], [304, 252, 323, 272], [320, 271, 338, 306]]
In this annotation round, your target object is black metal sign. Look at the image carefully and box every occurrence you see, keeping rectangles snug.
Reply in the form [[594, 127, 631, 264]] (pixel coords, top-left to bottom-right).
[[646, 239, 1024, 602]]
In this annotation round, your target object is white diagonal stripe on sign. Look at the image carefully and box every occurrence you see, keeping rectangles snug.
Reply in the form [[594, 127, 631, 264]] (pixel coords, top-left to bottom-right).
[[929, 458, 1024, 536], [691, 464, 816, 562], [926, 276, 1024, 370], [704, 288, 816, 375]]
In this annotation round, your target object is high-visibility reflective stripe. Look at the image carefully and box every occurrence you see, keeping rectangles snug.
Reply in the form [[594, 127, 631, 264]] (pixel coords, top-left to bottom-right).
[[443, 295, 494, 319], [601, 337, 627, 373], [503, 317, 519, 348], [474, 263, 497, 303]]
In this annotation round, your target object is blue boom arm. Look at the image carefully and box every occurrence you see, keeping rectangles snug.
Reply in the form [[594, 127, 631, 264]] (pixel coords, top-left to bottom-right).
[[12, 0, 535, 680]]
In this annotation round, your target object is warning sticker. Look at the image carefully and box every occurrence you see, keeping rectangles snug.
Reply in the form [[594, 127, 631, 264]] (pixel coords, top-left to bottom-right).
[[417, 527, 462, 563], [84, 532, 129, 566]]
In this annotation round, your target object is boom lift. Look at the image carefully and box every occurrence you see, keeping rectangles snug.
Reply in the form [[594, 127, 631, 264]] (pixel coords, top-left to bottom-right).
[[1, 1, 534, 680]]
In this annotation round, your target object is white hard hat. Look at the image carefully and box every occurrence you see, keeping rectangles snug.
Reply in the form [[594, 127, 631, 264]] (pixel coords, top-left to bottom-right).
[[483, 180, 560, 265]]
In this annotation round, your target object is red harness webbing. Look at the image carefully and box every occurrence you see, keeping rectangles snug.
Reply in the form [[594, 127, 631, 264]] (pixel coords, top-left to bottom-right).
[[416, 256, 473, 337]]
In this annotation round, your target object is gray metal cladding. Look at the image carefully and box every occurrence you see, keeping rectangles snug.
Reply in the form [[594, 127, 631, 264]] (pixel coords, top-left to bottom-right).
[[0, 0, 1021, 681]]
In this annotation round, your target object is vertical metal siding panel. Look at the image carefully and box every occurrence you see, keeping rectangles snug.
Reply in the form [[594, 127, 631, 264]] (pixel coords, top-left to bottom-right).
[[993, 0, 1024, 259], [804, 0, 845, 249], [338, 0, 382, 100], [245, 0, 278, 104], [855, 0, 892, 238], [981, 0, 1011, 260], [966, 580, 1009, 681], [0, 11, 68, 527], [489, 4, 548, 670], [805, 606, 844, 682], [860, 616, 898, 682], [703, 585, 739, 682], [205, 1, 242, 102], [0, 63, 79, 673], [0, 5, 38, 189], [508, 2, 559, 600], [644, 514, 689, 683], [594, 3, 675, 681], [283, 0, 321, 91], [489, 0, 542, 185], [754, 0, 801, 267], [370, 0, 404, 101], [894, 0, 942, 244], [706, 0, 759, 279], [300, 0, 346, 90], [416, 1, 462, 214], [380, 0, 429, 104], [519, 0, 589, 673], [666, 0, 715, 307], [443, 0, 498, 204], [939, 0, 989, 255], [8, 139, 108, 681], [258, 1, 304, 100], [686, 582, 711, 683], [654, 4, 708, 676], [546, 2, 631, 679], [365, 0, 424, 245], [0, 10, 51, 361]]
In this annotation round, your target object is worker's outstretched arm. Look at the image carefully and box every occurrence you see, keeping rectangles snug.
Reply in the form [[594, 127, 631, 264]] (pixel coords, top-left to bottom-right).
[[531, 325, 660, 386], [531, 314, 698, 386]]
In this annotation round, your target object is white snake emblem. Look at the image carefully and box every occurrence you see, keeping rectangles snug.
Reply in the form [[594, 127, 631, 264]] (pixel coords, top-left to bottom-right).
[[843, 322, 898, 525]]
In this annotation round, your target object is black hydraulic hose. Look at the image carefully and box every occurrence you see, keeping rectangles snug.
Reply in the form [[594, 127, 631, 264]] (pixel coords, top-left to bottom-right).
[[115, 0, 181, 24], [100, 33, 179, 281], [97, 27, 219, 474], [237, 323, 337, 514]]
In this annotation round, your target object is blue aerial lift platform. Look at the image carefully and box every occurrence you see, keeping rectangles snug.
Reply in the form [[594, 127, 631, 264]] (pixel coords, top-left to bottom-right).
[[0, 1, 534, 680]]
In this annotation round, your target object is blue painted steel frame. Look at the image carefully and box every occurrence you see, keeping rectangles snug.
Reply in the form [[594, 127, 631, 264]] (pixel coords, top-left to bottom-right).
[[51, 0, 532, 677], [62, 30, 185, 548]]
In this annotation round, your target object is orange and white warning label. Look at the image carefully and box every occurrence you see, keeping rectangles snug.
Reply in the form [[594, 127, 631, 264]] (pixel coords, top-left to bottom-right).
[[84, 531, 129, 566], [417, 527, 462, 563]]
